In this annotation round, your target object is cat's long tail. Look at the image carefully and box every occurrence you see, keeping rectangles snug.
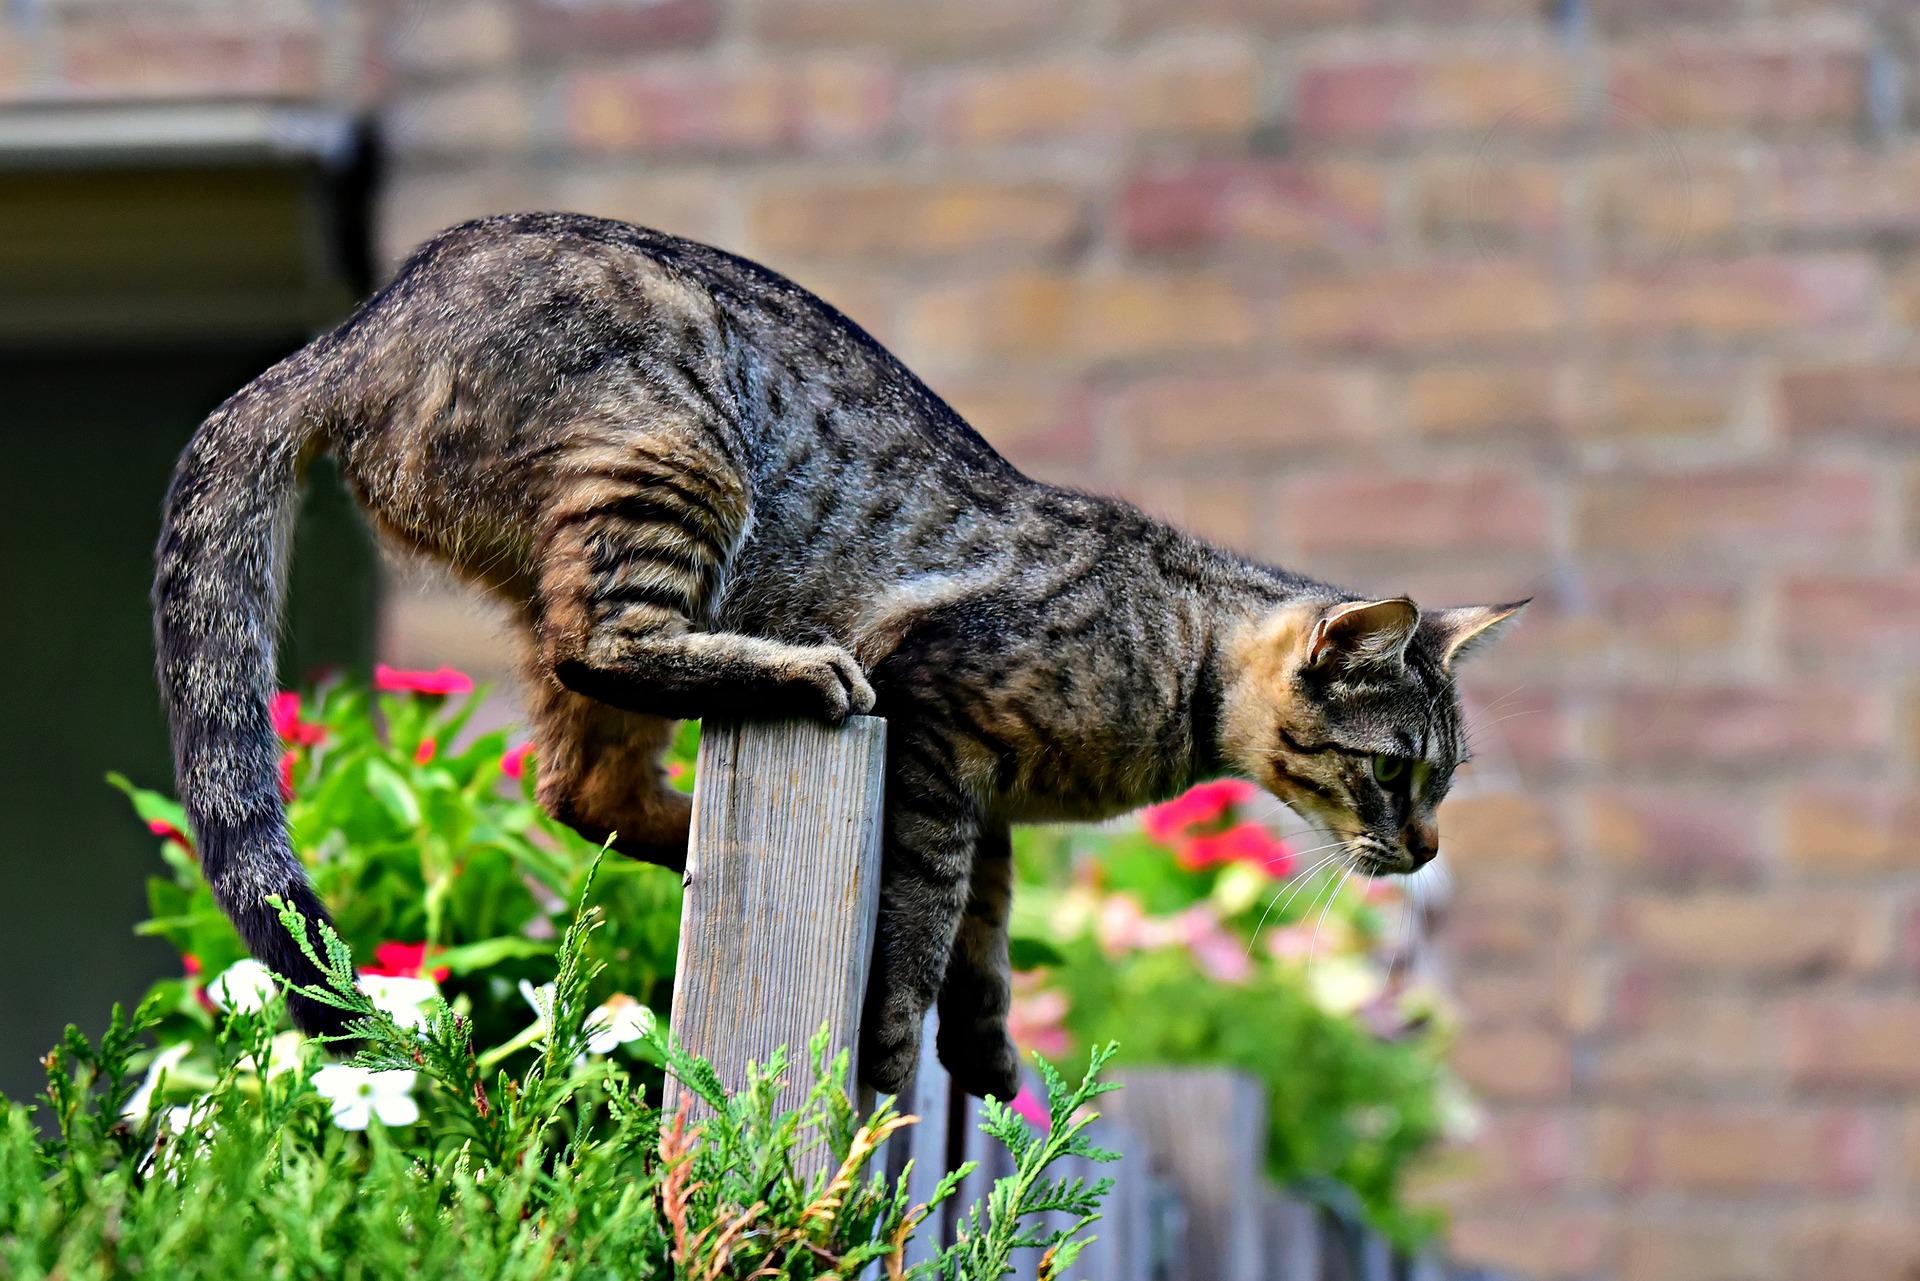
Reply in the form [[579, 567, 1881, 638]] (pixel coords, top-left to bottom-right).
[[152, 341, 350, 1036]]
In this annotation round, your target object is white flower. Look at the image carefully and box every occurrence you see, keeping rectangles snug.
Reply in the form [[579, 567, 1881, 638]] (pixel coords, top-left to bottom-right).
[[265, 1032, 307, 1079], [207, 959, 278, 1013], [583, 995, 654, 1055], [1307, 956, 1385, 1017], [121, 1043, 192, 1120], [311, 1065, 420, 1130], [360, 973, 441, 1030]]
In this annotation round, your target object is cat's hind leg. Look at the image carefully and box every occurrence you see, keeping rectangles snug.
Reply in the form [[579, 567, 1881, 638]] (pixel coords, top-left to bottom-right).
[[935, 823, 1021, 1101], [524, 666, 692, 870], [860, 727, 982, 1095]]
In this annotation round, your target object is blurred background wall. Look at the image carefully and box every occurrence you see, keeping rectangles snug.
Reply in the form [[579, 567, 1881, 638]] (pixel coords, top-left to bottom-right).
[[2, 1, 1918, 1277]]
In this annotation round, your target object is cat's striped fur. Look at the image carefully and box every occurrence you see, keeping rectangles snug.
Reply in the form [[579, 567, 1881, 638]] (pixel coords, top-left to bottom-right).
[[154, 213, 1523, 1097]]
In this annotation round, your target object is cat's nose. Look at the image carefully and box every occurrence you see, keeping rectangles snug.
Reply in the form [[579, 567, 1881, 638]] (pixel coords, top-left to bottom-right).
[[1403, 821, 1438, 868]]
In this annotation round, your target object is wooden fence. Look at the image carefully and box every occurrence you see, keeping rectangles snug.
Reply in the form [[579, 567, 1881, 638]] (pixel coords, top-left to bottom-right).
[[669, 716, 1520, 1281]]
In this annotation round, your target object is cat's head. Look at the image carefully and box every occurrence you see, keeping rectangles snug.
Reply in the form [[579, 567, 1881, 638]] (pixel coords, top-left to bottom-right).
[[1220, 596, 1526, 875]]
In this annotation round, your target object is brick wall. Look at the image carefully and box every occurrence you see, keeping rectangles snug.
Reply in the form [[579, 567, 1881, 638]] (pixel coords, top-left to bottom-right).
[[11, 1, 1920, 1276]]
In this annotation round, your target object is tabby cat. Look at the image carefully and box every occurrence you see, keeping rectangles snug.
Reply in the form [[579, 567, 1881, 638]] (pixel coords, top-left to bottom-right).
[[154, 213, 1524, 1099]]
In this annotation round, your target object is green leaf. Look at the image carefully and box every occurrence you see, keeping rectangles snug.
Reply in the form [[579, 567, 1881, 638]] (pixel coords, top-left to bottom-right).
[[1007, 935, 1065, 971], [363, 758, 423, 829], [431, 937, 554, 976]]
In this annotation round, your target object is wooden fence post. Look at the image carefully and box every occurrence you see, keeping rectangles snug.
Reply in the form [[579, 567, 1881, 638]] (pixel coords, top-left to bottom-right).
[[665, 715, 887, 1137]]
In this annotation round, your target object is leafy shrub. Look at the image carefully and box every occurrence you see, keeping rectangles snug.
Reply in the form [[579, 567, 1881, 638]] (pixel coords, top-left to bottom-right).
[[2, 858, 1121, 1279], [1010, 781, 1471, 1245]]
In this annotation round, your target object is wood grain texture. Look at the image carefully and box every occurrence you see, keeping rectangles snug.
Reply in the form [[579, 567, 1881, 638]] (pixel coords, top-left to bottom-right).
[[898, 1010, 953, 1274], [1261, 1188, 1322, 1281], [664, 715, 886, 1137], [1104, 1067, 1268, 1281]]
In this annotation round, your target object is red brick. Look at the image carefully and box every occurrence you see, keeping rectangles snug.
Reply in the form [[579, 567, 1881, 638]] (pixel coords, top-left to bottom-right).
[[929, 51, 1259, 145], [1614, 890, 1884, 977], [1281, 263, 1563, 353], [1593, 685, 1886, 773], [1407, 363, 1564, 440], [1447, 1209, 1616, 1280], [1123, 475, 1264, 554], [1576, 467, 1880, 564], [1585, 787, 1762, 885], [1574, 360, 1744, 441], [1602, 1107, 1876, 1193], [940, 382, 1095, 473], [1116, 0, 1374, 37], [1788, 1214, 1920, 1281], [1759, 144, 1920, 239], [750, 0, 1061, 57], [58, 15, 326, 99], [1782, 365, 1920, 443], [1591, 152, 1751, 255], [1590, 256, 1876, 340], [566, 60, 895, 156], [1110, 370, 1380, 464], [1276, 469, 1552, 559], [1618, 1221, 1789, 1281], [1447, 878, 1571, 964], [1588, 579, 1746, 665], [1607, 38, 1865, 132], [514, 0, 718, 54], [1119, 161, 1388, 257], [1592, 988, 1781, 1092], [1782, 572, 1920, 670], [1452, 1025, 1572, 1101], [1788, 997, 1920, 1089], [1409, 1110, 1573, 1204], [385, 0, 516, 76], [1439, 792, 1563, 871], [1296, 49, 1578, 141], [387, 79, 536, 156], [748, 178, 1085, 260], [903, 272, 1260, 364], [1411, 155, 1565, 250]]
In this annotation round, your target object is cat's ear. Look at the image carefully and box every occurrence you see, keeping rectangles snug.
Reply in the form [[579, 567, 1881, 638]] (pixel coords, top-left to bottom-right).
[[1306, 598, 1420, 671], [1429, 599, 1530, 668]]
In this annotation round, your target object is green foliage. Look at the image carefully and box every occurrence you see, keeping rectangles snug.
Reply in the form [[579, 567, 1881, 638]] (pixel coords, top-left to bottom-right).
[[1010, 789, 1465, 1246], [2, 862, 1118, 1279]]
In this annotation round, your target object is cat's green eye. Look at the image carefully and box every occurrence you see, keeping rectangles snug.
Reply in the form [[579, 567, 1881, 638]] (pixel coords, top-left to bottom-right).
[[1372, 754, 1406, 786]]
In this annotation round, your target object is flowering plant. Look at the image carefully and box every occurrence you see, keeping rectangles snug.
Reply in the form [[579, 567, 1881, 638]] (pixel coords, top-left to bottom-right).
[[6, 855, 1121, 1278], [113, 671, 693, 1094], [1009, 780, 1467, 1245]]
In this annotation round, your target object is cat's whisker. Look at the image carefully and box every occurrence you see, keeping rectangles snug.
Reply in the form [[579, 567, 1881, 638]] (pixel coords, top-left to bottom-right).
[[1307, 865, 1357, 980], [1246, 848, 1353, 957]]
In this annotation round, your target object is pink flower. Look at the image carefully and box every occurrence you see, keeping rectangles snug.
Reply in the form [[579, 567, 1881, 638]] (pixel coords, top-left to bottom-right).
[[413, 738, 437, 766], [181, 954, 202, 978], [269, 692, 325, 747], [1177, 822, 1292, 876], [147, 817, 194, 854], [1095, 894, 1151, 955], [374, 664, 474, 697], [1008, 1084, 1051, 1130], [277, 750, 297, 802], [365, 941, 450, 983], [1141, 779, 1258, 843], [666, 761, 688, 783], [1008, 976, 1071, 1058], [501, 741, 534, 781]]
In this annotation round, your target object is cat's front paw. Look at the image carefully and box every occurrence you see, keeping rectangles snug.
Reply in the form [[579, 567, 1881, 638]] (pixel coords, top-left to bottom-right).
[[938, 1025, 1021, 1102], [780, 645, 877, 724]]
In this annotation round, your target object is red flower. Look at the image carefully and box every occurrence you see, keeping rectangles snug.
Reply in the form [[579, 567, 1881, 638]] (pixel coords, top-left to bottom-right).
[[1177, 822, 1292, 876], [147, 817, 194, 854], [1140, 779, 1258, 843], [414, 737, 438, 766], [181, 954, 202, 977], [375, 664, 474, 697], [366, 941, 450, 983], [269, 691, 325, 747], [278, 750, 297, 802], [501, 741, 534, 781]]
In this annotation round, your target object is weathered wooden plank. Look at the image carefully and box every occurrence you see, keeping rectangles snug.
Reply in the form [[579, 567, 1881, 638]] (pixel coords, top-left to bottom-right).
[[1262, 1189, 1322, 1281], [1104, 1068, 1267, 1281], [899, 1009, 953, 1273], [664, 715, 887, 1147]]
